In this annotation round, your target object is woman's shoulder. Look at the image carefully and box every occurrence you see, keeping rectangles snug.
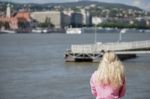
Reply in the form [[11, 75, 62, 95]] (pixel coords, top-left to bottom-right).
[[92, 71, 98, 77], [91, 71, 98, 81], [90, 71, 98, 85]]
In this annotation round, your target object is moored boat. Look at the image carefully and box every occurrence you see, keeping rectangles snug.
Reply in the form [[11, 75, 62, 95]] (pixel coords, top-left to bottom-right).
[[66, 28, 82, 34], [0, 29, 16, 34]]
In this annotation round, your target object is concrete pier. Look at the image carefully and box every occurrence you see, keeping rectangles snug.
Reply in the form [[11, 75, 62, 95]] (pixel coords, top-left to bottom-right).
[[64, 40, 150, 62]]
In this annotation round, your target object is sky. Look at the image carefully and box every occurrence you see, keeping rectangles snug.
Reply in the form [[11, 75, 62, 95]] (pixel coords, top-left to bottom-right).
[[1, 0, 150, 11]]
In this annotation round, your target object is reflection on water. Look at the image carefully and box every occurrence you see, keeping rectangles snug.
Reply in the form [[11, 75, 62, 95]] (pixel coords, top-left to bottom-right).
[[0, 33, 150, 99]]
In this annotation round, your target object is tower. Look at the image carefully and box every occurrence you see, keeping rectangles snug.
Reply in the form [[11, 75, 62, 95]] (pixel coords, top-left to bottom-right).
[[6, 3, 11, 18]]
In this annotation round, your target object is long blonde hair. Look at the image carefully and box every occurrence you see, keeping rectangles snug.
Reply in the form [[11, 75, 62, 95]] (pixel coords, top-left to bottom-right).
[[95, 51, 125, 88]]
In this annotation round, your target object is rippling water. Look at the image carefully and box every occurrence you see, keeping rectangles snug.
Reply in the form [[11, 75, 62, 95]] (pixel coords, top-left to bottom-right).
[[0, 33, 150, 99]]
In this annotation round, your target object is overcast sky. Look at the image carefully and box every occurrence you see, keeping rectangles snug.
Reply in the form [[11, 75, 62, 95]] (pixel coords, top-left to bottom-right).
[[1, 0, 150, 11]]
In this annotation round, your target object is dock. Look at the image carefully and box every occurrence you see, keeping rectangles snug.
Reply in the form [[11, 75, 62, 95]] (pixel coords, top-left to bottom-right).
[[64, 40, 150, 62]]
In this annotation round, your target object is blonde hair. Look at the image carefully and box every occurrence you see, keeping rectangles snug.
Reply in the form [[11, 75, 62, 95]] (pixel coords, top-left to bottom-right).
[[95, 51, 125, 88]]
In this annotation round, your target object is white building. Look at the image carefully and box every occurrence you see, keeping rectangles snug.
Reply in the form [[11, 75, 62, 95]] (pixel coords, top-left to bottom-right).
[[31, 11, 63, 29], [81, 9, 91, 25], [6, 3, 11, 18], [92, 17, 103, 25]]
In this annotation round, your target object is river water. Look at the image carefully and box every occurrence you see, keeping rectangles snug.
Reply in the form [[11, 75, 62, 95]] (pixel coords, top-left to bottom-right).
[[0, 32, 150, 99]]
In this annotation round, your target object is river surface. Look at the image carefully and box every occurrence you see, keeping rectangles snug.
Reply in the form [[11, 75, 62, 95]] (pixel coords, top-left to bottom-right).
[[0, 32, 150, 99]]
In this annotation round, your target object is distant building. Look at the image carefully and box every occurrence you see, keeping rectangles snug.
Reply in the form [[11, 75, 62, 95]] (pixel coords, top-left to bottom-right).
[[146, 20, 150, 26], [129, 20, 134, 25], [81, 9, 91, 26], [15, 11, 31, 22], [6, 4, 11, 18], [71, 12, 83, 27], [0, 17, 18, 29], [63, 10, 74, 27], [92, 17, 103, 25], [31, 11, 63, 29], [0, 3, 31, 30]]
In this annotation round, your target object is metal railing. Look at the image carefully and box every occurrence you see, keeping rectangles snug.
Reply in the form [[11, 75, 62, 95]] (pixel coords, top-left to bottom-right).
[[71, 40, 150, 53]]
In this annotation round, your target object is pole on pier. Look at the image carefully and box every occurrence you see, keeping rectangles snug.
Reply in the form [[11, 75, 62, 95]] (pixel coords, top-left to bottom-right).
[[94, 24, 97, 44], [118, 29, 126, 42], [93, 17, 99, 44], [118, 32, 122, 42]]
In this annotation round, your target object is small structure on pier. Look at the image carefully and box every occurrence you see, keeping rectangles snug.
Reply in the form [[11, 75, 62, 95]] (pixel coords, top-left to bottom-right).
[[64, 40, 150, 62]]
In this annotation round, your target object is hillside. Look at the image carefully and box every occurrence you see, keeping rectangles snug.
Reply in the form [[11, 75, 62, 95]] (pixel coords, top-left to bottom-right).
[[1, 1, 149, 18], [45, 1, 142, 11], [0, 1, 143, 11]]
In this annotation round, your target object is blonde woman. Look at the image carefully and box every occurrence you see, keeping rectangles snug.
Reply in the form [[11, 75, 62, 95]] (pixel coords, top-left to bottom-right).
[[90, 51, 126, 99]]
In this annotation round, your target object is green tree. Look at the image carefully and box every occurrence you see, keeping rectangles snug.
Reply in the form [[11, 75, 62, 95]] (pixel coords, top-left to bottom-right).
[[38, 17, 54, 28], [0, 21, 10, 29]]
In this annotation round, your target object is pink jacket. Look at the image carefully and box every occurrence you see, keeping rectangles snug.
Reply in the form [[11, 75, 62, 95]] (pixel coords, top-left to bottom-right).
[[90, 72, 126, 99]]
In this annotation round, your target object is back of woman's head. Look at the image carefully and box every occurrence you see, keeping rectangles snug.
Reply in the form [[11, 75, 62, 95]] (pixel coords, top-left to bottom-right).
[[103, 51, 118, 64], [96, 51, 125, 88]]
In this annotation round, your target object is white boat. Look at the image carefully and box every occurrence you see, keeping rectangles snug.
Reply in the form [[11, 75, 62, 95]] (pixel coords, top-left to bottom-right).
[[120, 29, 127, 34], [32, 28, 42, 33], [66, 28, 82, 34], [0, 29, 16, 34], [32, 28, 50, 33]]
